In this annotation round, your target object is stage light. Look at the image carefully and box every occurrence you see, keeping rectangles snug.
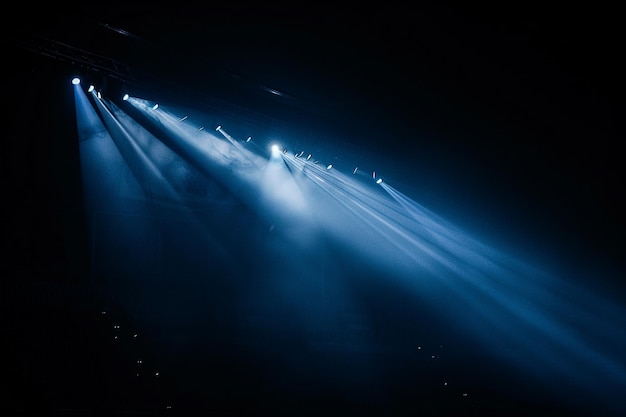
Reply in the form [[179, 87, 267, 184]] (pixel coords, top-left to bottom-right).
[[88, 85, 95, 93], [270, 144, 283, 159], [71, 77, 80, 85], [306, 154, 312, 161], [372, 171, 376, 178], [122, 93, 129, 100], [179, 115, 188, 122], [152, 103, 159, 110], [97, 91, 101, 99], [376, 178, 383, 184], [326, 164, 333, 170], [353, 167, 358, 174], [216, 125, 221, 131], [246, 136, 252, 142]]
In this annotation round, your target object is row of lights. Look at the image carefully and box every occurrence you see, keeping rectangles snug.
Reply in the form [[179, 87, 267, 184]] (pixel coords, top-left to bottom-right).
[[73, 76, 385, 185]]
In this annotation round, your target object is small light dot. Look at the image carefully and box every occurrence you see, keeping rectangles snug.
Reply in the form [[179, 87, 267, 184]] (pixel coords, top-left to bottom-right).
[[462, 393, 468, 397]]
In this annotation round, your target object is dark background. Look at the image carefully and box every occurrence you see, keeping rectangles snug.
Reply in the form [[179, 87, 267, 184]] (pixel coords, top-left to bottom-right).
[[2, 4, 625, 416]]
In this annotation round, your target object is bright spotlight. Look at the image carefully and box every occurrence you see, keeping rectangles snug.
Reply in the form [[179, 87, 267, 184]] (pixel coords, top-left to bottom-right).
[[97, 91, 101, 99], [88, 85, 95, 93], [216, 125, 222, 131], [271, 144, 280, 153], [122, 93, 129, 101], [326, 164, 333, 170], [246, 136, 251, 142], [71, 77, 80, 85], [152, 103, 159, 110], [372, 171, 376, 178], [353, 167, 358, 174], [376, 178, 383, 184]]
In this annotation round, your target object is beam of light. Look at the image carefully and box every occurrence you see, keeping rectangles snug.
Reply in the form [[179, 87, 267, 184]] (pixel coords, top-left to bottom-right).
[[76, 90, 246, 286], [280, 150, 626, 415], [122, 98, 315, 241], [376, 181, 626, 415], [88, 94, 180, 202]]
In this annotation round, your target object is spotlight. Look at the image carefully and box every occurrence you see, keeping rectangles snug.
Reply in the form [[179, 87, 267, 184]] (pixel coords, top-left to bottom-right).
[[152, 103, 159, 110], [122, 93, 129, 100], [376, 178, 383, 184], [88, 85, 95, 93], [326, 164, 333, 170], [353, 167, 358, 174], [71, 77, 80, 85], [282, 148, 288, 154], [216, 125, 222, 131], [372, 171, 376, 178], [306, 154, 312, 161], [271, 144, 283, 159], [97, 91, 101, 99], [179, 115, 188, 122], [246, 136, 251, 142]]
